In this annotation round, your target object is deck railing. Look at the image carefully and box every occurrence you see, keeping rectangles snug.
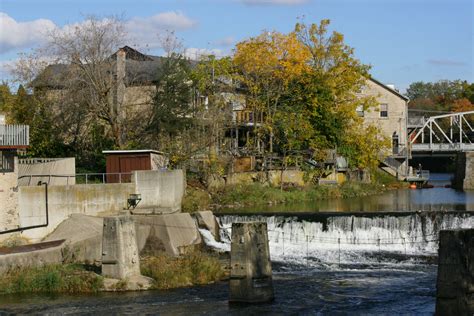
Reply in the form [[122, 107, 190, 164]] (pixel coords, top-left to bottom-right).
[[0, 124, 29, 147]]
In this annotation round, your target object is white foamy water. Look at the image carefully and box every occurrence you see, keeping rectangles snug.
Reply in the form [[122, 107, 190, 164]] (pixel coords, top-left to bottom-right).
[[198, 228, 230, 252], [212, 212, 474, 265]]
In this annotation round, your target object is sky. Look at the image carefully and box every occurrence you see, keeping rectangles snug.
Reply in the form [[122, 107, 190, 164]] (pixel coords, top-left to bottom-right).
[[0, 0, 472, 92]]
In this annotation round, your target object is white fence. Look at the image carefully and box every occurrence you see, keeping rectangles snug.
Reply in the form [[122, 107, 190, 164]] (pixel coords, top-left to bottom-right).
[[0, 124, 29, 147]]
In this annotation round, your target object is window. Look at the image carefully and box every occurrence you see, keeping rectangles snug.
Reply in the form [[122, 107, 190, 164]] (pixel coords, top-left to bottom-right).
[[0, 150, 15, 173], [356, 105, 364, 117], [380, 104, 388, 117]]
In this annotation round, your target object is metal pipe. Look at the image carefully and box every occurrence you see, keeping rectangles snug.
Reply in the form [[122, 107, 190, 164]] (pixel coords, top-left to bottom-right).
[[0, 182, 48, 235]]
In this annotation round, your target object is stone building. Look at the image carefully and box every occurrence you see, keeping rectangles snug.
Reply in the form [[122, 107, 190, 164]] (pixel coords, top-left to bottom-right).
[[358, 78, 409, 179], [359, 78, 409, 155]]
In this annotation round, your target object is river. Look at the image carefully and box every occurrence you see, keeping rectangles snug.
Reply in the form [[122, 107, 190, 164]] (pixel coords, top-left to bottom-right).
[[0, 173, 472, 314]]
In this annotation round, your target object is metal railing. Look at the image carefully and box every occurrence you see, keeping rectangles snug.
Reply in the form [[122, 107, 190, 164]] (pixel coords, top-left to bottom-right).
[[0, 124, 29, 147], [18, 172, 133, 186], [19, 157, 64, 164]]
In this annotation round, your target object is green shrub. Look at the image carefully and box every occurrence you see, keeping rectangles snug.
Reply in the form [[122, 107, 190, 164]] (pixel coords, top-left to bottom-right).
[[182, 187, 212, 212], [0, 264, 103, 295], [141, 251, 224, 289]]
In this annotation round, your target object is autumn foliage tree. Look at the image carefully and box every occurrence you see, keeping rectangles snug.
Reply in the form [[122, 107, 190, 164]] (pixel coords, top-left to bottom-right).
[[232, 19, 388, 170]]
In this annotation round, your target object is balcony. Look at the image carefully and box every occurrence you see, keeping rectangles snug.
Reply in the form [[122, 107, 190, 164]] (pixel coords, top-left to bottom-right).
[[0, 125, 30, 149]]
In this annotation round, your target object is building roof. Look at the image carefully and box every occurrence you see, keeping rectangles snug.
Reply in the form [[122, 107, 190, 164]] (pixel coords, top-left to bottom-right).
[[102, 149, 165, 155], [369, 77, 409, 101], [32, 46, 167, 88]]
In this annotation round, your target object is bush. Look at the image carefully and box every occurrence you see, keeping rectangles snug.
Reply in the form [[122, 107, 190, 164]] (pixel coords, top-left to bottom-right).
[[140, 251, 224, 289]]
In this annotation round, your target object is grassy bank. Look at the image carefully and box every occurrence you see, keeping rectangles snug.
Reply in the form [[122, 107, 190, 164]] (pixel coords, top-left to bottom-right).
[[0, 251, 225, 295], [0, 264, 103, 295], [141, 251, 225, 289], [183, 170, 407, 212]]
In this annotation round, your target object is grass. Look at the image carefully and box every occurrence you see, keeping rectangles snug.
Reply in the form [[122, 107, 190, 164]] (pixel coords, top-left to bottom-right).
[[140, 251, 225, 290], [212, 181, 386, 207], [0, 264, 103, 295]]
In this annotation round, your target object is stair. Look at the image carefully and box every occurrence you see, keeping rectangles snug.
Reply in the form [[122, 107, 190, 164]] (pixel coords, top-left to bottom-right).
[[380, 156, 407, 181]]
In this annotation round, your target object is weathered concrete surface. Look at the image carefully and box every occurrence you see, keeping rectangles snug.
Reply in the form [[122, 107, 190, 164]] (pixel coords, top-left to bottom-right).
[[436, 229, 474, 315], [453, 152, 474, 190], [135, 213, 202, 256], [0, 156, 19, 241], [229, 222, 274, 303], [0, 240, 64, 274], [102, 274, 154, 291], [19, 183, 134, 241], [102, 216, 141, 279], [194, 211, 220, 241], [18, 157, 76, 186], [43, 214, 103, 264], [132, 170, 185, 213]]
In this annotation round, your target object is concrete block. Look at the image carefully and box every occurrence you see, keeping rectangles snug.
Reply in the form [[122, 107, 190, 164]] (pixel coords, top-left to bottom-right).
[[132, 170, 185, 213], [229, 222, 274, 303], [134, 213, 202, 256], [436, 229, 474, 315], [43, 214, 103, 264], [194, 211, 220, 241], [102, 216, 140, 279]]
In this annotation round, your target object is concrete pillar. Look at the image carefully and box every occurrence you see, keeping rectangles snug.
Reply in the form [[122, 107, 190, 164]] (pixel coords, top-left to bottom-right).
[[101, 216, 140, 279], [436, 229, 474, 315], [229, 222, 274, 303], [453, 152, 474, 190]]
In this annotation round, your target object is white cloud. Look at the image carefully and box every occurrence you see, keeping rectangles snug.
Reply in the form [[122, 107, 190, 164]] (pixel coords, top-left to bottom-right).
[[125, 11, 197, 49], [0, 12, 197, 55], [0, 12, 56, 54], [241, 0, 309, 5], [184, 47, 225, 60], [126, 11, 196, 33]]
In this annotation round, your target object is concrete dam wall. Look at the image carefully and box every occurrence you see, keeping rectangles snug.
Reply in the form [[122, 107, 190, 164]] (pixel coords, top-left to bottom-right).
[[16, 170, 185, 242]]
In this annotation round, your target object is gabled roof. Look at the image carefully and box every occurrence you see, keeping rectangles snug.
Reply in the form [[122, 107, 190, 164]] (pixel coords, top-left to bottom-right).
[[369, 77, 409, 101]]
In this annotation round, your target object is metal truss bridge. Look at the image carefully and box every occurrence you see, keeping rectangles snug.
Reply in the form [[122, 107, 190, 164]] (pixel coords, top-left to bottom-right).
[[408, 110, 474, 155]]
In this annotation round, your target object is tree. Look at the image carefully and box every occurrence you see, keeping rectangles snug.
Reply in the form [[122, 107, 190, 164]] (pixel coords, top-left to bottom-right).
[[233, 31, 310, 153], [14, 15, 129, 151], [406, 80, 468, 111]]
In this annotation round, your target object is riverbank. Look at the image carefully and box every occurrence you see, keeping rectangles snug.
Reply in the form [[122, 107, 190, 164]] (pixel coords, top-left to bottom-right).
[[183, 171, 407, 213], [0, 251, 226, 295]]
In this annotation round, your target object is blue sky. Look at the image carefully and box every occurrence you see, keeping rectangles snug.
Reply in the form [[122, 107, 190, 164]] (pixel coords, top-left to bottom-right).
[[0, 0, 472, 92]]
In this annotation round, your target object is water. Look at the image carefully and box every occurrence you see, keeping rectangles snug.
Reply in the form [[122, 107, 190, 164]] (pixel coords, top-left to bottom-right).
[[218, 173, 474, 213], [1, 173, 473, 314], [0, 265, 437, 314]]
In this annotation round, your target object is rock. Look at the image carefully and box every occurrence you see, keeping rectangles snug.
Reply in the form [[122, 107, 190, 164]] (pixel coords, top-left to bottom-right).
[[103, 275, 154, 291]]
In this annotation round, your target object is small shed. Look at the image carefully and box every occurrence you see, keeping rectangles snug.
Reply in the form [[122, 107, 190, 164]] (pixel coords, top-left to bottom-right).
[[103, 150, 168, 183]]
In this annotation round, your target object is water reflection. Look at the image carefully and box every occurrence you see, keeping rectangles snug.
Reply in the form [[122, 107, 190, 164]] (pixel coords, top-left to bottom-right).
[[218, 173, 474, 213]]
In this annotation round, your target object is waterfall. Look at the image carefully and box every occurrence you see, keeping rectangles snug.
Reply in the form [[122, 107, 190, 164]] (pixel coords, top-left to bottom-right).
[[215, 212, 474, 265]]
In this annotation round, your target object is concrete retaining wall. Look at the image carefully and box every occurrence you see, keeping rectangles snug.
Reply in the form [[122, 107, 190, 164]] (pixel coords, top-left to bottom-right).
[[133, 170, 185, 213], [14, 169, 185, 242], [18, 158, 76, 186], [19, 183, 134, 241]]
